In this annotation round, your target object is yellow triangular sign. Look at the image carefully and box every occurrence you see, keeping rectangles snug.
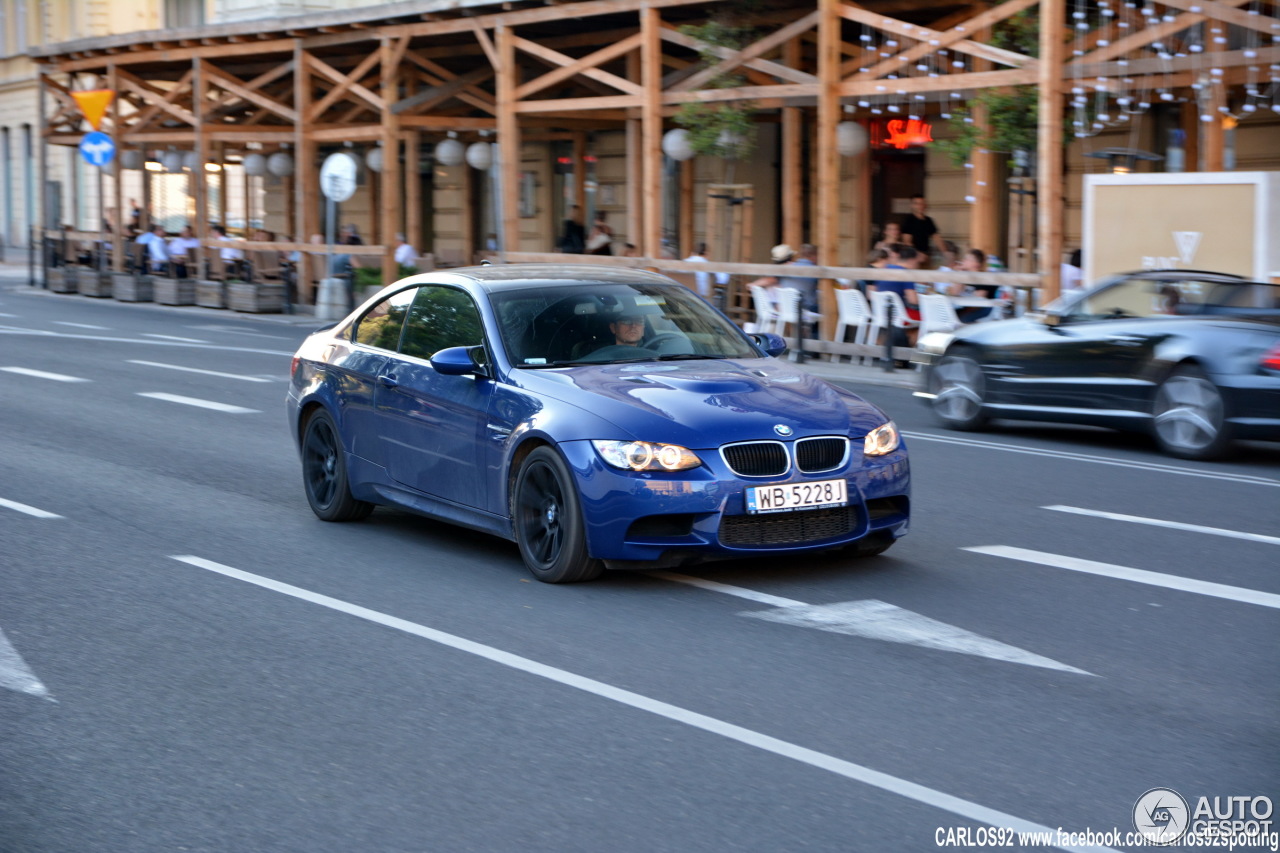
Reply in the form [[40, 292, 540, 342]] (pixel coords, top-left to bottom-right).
[[72, 89, 115, 132]]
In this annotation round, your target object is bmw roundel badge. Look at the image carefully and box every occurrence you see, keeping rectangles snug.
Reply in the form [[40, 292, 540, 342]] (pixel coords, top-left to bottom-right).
[[774, 424, 794, 437]]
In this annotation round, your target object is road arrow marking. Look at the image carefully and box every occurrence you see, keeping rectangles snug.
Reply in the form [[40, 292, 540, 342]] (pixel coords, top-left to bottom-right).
[[0, 626, 54, 701], [650, 573, 1091, 675], [741, 599, 1092, 675]]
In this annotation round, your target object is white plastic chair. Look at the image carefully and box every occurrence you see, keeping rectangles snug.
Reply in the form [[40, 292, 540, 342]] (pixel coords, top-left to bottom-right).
[[918, 293, 960, 336], [750, 284, 780, 334], [775, 287, 822, 344], [868, 289, 919, 363], [832, 288, 871, 362]]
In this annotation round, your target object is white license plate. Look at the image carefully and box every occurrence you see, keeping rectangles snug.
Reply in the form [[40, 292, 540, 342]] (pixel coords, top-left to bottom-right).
[[745, 479, 848, 514]]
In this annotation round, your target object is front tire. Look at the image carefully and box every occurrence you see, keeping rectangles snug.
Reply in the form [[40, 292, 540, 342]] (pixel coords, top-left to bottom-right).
[[1153, 365, 1232, 460], [513, 447, 603, 583], [930, 354, 989, 430], [301, 409, 374, 521]]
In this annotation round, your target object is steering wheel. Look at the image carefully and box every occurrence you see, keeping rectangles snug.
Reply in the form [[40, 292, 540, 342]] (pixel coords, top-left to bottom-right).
[[643, 332, 695, 355]]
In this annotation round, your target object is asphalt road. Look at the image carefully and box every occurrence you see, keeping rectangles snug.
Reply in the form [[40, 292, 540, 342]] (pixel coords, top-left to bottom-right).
[[1, 285, 1276, 853]]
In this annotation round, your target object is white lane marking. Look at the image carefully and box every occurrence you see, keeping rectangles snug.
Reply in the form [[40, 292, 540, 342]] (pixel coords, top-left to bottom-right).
[[53, 321, 109, 330], [902, 431, 1280, 488], [651, 573, 1088, 675], [1044, 505, 1280, 546], [651, 572, 806, 608], [966, 546, 1280, 610], [0, 626, 54, 700], [0, 326, 294, 357], [0, 497, 63, 519], [141, 333, 209, 343], [136, 392, 260, 413], [0, 312, 17, 318], [186, 325, 293, 341], [127, 360, 273, 383], [0, 366, 90, 382], [743, 600, 1092, 675], [171, 555, 1110, 852]]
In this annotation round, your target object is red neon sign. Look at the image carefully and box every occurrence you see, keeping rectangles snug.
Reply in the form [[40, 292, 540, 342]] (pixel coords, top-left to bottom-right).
[[873, 118, 934, 149]]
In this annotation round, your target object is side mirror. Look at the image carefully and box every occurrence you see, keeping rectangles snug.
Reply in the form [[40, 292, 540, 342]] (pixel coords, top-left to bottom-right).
[[750, 332, 789, 358], [430, 345, 487, 377]]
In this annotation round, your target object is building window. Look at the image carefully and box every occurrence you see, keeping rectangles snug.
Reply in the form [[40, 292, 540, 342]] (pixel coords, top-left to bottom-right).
[[165, 0, 205, 29], [2, 128, 10, 247], [15, 0, 29, 53]]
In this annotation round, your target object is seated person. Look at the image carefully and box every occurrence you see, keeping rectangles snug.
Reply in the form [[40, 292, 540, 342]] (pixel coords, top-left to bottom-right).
[[610, 314, 647, 348]]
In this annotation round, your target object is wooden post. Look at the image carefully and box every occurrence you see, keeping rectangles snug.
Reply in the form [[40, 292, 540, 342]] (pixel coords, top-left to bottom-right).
[[108, 63, 123, 271], [294, 43, 318, 303], [640, 7, 662, 258], [497, 23, 520, 258], [969, 28, 1002, 257], [781, 38, 803, 250], [572, 131, 587, 214], [626, 50, 642, 250], [406, 130, 422, 255], [380, 36, 400, 286], [1036, 0, 1065, 302], [816, 0, 841, 338], [1203, 25, 1227, 172], [678, 154, 693, 259], [192, 57, 208, 275]]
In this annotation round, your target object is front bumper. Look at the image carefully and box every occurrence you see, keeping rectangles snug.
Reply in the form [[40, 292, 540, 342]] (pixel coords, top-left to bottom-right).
[[558, 439, 911, 563]]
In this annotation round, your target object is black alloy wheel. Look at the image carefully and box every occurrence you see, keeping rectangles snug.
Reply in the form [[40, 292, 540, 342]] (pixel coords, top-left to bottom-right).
[[513, 447, 603, 583], [302, 409, 374, 521]]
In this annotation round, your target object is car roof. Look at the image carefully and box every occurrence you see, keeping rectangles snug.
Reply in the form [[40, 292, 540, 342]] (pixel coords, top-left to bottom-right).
[[438, 263, 677, 292], [1113, 269, 1255, 284]]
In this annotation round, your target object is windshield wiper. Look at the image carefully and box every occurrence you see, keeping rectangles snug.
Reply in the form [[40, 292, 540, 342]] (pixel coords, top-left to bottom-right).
[[515, 360, 577, 369], [654, 353, 729, 361]]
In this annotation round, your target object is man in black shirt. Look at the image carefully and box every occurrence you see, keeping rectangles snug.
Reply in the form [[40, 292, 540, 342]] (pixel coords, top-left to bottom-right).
[[900, 194, 944, 260]]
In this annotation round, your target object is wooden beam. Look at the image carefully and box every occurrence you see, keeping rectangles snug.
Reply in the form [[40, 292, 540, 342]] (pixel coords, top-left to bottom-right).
[[307, 47, 381, 121], [398, 115, 498, 130], [514, 33, 642, 101], [380, 36, 401, 286], [841, 67, 1037, 97], [392, 65, 495, 115], [305, 53, 385, 112], [116, 68, 199, 127], [497, 23, 520, 258], [817, 0, 841, 337], [399, 51, 497, 113], [671, 12, 819, 93], [516, 94, 641, 113], [471, 21, 500, 71], [641, 7, 662, 258], [1157, 0, 1280, 38], [660, 25, 817, 87], [513, 36, 642, 95], [1069, 0, 1252, 66], [1037, 0, 1065, 302], [782, 37, 803, 251]]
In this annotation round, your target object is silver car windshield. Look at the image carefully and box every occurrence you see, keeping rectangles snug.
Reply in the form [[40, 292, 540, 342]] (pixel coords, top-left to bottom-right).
[[491, 283, 760, 367]]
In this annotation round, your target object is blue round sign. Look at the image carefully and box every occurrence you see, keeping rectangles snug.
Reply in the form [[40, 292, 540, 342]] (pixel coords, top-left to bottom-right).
[[79, 131, 116, 167]]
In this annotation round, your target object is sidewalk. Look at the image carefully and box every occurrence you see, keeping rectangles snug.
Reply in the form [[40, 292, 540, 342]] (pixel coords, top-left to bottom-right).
[[0, 262, 919, 390]]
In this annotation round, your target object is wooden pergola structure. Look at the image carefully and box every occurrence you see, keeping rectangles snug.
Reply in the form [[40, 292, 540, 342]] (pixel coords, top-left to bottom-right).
[[33, 0, 1280, 306]]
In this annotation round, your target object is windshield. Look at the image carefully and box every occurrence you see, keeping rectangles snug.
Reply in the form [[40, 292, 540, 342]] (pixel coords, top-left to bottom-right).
[[490, 282, 760, 367]]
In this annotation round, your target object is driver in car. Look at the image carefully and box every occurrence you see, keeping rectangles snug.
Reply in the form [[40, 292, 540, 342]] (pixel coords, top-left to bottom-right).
[[609, 314, 647, 347]]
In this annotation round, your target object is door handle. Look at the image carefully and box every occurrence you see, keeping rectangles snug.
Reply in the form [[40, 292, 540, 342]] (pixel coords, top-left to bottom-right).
[[1107, 335, 1145, 346], [378, 373, 399, 388]]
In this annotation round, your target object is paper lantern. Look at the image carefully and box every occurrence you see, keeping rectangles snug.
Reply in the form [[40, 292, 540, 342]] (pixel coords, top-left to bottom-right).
[[434, 137, 464, 166], [267, 151, 295, 177], [162, 150, 185, 173], [661, 128, 695, 161], [242, 153, 267, 176], [836, 121, 869, 157], [466, 141, 493, 170], [364, 146, 383, 173], [120, 149, 144, 170]]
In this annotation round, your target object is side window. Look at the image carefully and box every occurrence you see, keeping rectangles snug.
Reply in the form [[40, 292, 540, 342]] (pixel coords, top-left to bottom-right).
[[353, 287, 416, 350], [400, 285, 485, 360]]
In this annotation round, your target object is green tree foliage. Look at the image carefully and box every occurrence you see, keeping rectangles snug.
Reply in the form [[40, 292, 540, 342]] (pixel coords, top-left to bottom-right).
[[673, 19, 757, 160]]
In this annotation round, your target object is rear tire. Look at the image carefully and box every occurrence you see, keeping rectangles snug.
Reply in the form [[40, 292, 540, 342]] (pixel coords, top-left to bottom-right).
[[930, 354, 989, 430], [513, 447, 603, 583], [301, 409, 374, 521], [1152, 365, 1232, 460]]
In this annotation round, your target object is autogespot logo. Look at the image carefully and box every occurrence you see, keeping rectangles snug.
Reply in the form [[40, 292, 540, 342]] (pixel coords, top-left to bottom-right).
[[1134, 787, 1190, 845]]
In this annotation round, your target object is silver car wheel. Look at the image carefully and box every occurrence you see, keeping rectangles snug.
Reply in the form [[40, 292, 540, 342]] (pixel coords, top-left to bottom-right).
[[1154, 371, 1223, 454], [932, 355, 987, 428]]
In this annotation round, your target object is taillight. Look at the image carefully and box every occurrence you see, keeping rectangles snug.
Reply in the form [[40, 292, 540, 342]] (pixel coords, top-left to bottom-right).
[[291, 355, 301, 377], [1262, 344, 1280, 372]]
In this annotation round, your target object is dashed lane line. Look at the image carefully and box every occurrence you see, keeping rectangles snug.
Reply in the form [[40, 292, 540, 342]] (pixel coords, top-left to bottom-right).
[[170, 555, 1114, 853], [127, 360, 274, 383], [902, 431, 1280, 488], [53, 321, 109, 330], [141, 333, 210, 343], [964, 546, 1280, 610], [1043, 505, 1280, 546], [0, 366, 89, 382], [136, 392, 260, 413], [0, 497, 63, 519]]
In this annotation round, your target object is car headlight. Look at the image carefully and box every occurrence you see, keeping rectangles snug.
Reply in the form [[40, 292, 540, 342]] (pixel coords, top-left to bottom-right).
[[592, 440, 702, 472], [863, 421, 900, 456]]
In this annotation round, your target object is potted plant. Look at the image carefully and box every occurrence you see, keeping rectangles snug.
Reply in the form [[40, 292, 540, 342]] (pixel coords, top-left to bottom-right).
[[228, 276, 285, 313], [79, 264, 113, 298], [154, 272, 196, 305], [112, 267, 154, 302]]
